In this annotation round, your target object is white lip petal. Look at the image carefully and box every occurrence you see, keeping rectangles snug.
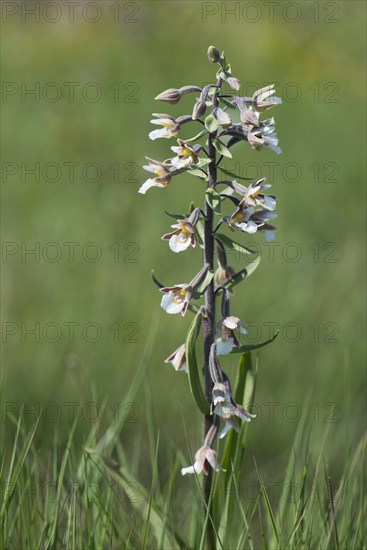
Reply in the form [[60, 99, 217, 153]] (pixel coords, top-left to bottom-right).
[[268, 144, 282, 155], [149, 128, 171, 140], [138, 178, 158, 194], [219, 423, 232, 439], [263, 230, 276, 242], [263, 195, 276, 211], [181, 465, 196, 476], [169, 234, 191, 253], [170, 156, 192, 169], [236, 221, 258, 234], [160, 292, 184, 314], [216, 338, 234, 356]]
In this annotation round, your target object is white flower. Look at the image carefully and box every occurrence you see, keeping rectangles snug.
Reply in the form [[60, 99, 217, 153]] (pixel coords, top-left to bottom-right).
[[216, 316, 247, 355], [247, 118, 282, 155], [181, 445, 223, 476], [165, 344, 187, 372], [212, 380, 255, 426], [252, 85, 282, 112], [160, 284, 192, 316], [162, 220, 196, 253], [139, 157, 171, 194], [170, 139, 199, 169], [232, 178, 276, 211], [224, 205, 262, 234], [149, 113, 179, 140]]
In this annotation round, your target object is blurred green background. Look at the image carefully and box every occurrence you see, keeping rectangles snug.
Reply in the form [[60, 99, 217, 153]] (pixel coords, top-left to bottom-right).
[[2, 0, 366, 485]]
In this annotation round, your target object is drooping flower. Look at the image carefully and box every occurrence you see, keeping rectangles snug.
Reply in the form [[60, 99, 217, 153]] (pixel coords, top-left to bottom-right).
[[216, 316, 247, 355], [149, 113, 180, 141], [165, 344, 187, 372], [247, 118, 282, 155], [181, 445, 223, 476], [252, 85, 282, 112], [225, 205, 259, 235], [139, 157, 171, 194], [211, 380, 256, 431], [224, 199, 277, 239], [213, 107, 231, 128], [251, 209, 278, 241], [232, 178, 277, 211], [170, 139, 199, 169], [160, 284, 193, 316], [161, 208, 200, 253]]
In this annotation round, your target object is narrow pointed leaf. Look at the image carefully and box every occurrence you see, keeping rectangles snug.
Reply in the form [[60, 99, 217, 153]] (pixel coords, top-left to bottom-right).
[[151, 270, 164, 289], [164, 210, 185, 220], [192, 270, 214, 298], [184, 129, 208, 143], [215, 233, 256, 256], [219, 97, 237, 110], [254, 459, 280, 545], [213, 139, 232, 158], [206, 188, 221, 214], [185, 310, 209, 415], [196, 221, 205, 249], [230, 331, 279, 354], [223, 255, 261, 289], [218, 166, 251, 181], [85, 449, 184, 548]]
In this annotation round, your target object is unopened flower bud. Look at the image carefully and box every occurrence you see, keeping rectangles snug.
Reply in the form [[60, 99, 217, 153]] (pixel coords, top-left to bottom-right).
[[192, 100, 207, 120], [226, 77, 241, 91], [207, 46, 221, 64], [214, 266, 236, 288], [155, 88, 182, 105]]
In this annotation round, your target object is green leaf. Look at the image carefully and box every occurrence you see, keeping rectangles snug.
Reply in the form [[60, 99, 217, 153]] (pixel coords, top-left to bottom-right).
[[85, 450, 184, 549], [185, 310, 209, 415], [213, 139, 232, 158], [151, 270, 164, 289], [187, 168, 207, 179], [164, 210, 184, 220], [215, 232, 256, 256], [184, 129, 208, 143], [218, 166, 251, 180], [192, 270, 214, 297], [254, 459, 280, 545], [230, 331, 279, 354], [223, 255, 261, 289], [205, 188, 221, 214], [197, 157, 212, 167], [219, 97, 237, 110], [195, 221, 205, 249], [205, 114, 219, 133]]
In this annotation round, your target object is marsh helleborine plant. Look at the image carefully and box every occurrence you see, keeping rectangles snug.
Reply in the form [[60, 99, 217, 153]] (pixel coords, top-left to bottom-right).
[[139, 44, 281, 513]]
